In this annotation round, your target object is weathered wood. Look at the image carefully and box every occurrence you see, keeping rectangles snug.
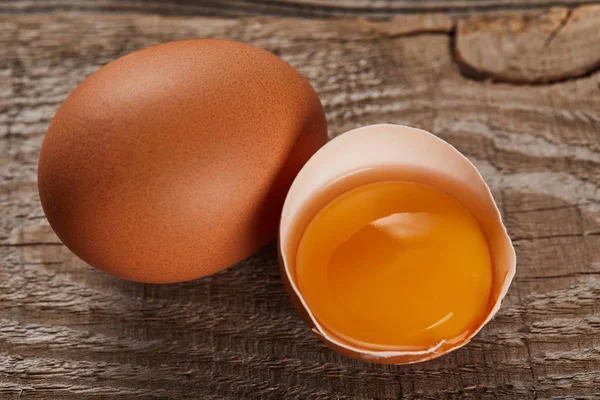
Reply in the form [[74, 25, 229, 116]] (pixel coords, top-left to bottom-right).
[[0, 0, 598, 17], [455, 5, 600, 83], [1, 7, 600, 400]]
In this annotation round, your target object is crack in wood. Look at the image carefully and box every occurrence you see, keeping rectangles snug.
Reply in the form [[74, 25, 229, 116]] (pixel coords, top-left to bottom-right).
[[512, 231, 600, 241], [517, 271, 600, 280], [1, 0, 599, 18], [543, 8, 573, 48], [452, 5, 600, 84], [0, 242, 63, 247]]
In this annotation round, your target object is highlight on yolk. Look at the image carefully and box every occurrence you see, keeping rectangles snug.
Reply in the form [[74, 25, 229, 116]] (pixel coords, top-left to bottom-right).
[[295, 181, 493, 350]]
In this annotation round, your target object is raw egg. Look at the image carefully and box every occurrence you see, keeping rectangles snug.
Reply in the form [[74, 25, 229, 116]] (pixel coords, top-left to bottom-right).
[[279, 124, 516, 364], [38, 39, 327, 283]]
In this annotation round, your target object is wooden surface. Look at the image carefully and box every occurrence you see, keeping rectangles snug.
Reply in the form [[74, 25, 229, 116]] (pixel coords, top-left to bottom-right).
[[1, 0, 600, 17], [1, 4, 600, 400]]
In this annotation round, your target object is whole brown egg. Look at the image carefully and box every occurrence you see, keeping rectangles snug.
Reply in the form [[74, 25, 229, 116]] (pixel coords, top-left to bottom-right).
[[38, 39, 327, 283]]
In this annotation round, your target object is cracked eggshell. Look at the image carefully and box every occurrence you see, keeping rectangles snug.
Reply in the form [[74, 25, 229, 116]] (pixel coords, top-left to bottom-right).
[[278, 124, 516, 364]]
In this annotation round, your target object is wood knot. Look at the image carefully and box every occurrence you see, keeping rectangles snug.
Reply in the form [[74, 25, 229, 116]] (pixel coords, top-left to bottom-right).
[[454, 5, 600, 84]]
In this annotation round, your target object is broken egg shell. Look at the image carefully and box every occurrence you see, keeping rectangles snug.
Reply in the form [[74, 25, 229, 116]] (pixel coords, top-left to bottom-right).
[[278, 124, 516, 364]]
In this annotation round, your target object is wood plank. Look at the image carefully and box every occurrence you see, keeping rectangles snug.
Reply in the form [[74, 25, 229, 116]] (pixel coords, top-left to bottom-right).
[[0, 0, 598, 17], [1, 8, 600, 400], [455, 5, 600, 83]]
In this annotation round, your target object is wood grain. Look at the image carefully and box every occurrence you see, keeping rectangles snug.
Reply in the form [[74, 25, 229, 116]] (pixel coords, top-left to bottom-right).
[[1, 0, 599, 17], [1, 6, 600, 400], [455, 5, 600, 82]]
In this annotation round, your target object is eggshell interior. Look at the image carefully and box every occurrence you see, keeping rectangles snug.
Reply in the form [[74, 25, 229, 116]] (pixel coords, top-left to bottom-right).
[[279, 124, 516, 364]]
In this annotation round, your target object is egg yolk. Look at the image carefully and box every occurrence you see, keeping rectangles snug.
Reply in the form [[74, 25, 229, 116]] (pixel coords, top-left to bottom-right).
[[295, 181, 492, 350]]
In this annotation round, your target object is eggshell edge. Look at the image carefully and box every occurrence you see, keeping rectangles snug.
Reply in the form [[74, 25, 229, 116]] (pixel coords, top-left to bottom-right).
[[278, 124, 516, 364]]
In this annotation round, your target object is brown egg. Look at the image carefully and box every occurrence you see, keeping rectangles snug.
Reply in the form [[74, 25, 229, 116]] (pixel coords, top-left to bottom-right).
[[38, 39, 327, 283]]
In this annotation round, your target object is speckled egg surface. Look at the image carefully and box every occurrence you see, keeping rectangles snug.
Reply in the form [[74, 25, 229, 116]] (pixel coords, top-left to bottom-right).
[[38, 39, 327, 283]]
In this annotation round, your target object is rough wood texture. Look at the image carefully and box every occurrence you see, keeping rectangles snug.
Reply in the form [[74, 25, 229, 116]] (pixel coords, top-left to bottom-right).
[[455, 5, 600, 83], [1, 0, 599, 17], [1, 6, 600, 400]]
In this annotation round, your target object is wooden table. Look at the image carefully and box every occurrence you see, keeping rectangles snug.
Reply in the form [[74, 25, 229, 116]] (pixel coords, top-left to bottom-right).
[[1, 1, 600, 399]]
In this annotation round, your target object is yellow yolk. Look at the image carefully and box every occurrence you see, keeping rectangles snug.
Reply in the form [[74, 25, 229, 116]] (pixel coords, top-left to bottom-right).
[[295, 181, 492, 349]]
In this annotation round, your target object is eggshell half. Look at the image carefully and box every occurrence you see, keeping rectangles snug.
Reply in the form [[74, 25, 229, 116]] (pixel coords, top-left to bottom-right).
[[38, 39, 327, 283], [279, 124, 516, 364]]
